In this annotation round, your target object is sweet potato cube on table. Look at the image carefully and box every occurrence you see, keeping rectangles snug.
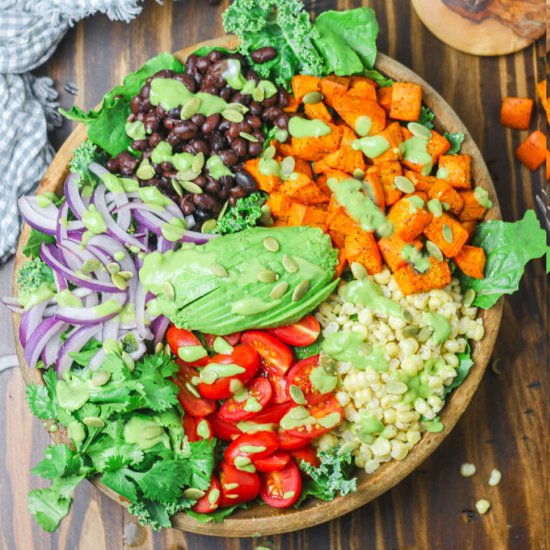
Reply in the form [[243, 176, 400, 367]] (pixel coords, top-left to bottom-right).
[[267, 192, 292, 222], [322, 127, 366, 174], [390, 82, 422, 121], [304, 101, 333, 124], [547, 151, 550, 181], [244, 158, 280, 193], [438, 155, 472, 190], [454, 245, 486, 279], [515, 130, 546, 170], [377, 85, 393, 114], [387, 196, 433, 241], [292, 124, 343, 162], [423, 213, 469, 258], [291, 75, 321, 104], [427, 131, 451, 164], [394, 257, 451, 295], [321, 75, 350, 108], [279, 173, 329, 205], [500, 97, 533, 130], [536, 79, 550, 125], [372, 122, 404, 165], [364, 167, 386, 211], [428, 180, 464, 215], [332, 94, 387, 136], [344, 227, 383, 275], [348, 77, 377, 101], [378, 161, 403, 207], [378, 235, 422, 272], [458, 191, 487, 221]]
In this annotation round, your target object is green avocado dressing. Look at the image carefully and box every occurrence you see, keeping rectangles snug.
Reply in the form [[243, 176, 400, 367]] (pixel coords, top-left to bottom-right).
[[237, 421, 276, 433], [92, 299, 123, 318], [322, 332, 388, 371], [342, 278, 404, 319], [20, 284, 55, 309], [151, 141, 173, 164], [424, 313, 451, 344], [125, 120, 146, 140], [123, 415, 170, 450], [288, 117, 331, 138], [354, 115, 372, 137], [352, 135, 390, 158], [82, 204, 106, 235], [309, 365, 337, 394], [360, 411, 384, 434], [436, 166, 449, 179], [396, 371, 433, 404], [402, 136, 433, 176], [206, 155, 233, 179], [213, 337, 234, 355], [161, 217, 186, 242], [259, 157, 281, 177], [178, 344, 207, 362], [138, 186, 172, 209], [55, 289, 82, 308]]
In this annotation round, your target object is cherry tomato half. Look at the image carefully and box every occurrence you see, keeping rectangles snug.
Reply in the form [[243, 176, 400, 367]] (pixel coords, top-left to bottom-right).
[[253, 402, 294, 425], [277, 429, 310, 450], [219, 377, 272, 422], [290, 446, 320, 469], [207, 413, 242, 441], [260, 460, 302, 508], [254, 451, 291, 473], [225, 431, 279, 466], [174, 366, 217, 417], [220, 461, 260, 507], [263, 369, 288, 404], [197, 345, 259, 400], [241, 331, 294, 377], [286, 354, 326, 406], [167, 326, 208, 366], [204, 332, 241, 348], [285, 395, 344, 439], [183, 415, 213, 442], [192, 475, 222, 513], [268, 315, 321, 347]]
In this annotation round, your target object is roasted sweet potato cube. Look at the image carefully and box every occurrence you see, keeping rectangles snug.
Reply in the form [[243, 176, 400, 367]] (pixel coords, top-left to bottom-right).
[[394, 257, 451, 295], [321, 75, 350, 108], [390, 82, 422, 121], [332, 93, 386, 135], [284, 95, 300, 113], [364, 167, 386, 211], [405, 171, 439, 192], [438, 155, 472, 190], [387, 196, 432, 241], [428, 180, 464, 215], [288, 203, 328, 230], [267, 192, 292, 222], [322, 127, 365, 174], [304, 101, 333, 124], [378, 161, 403, 206], [344, 227, 383, 275], [315, 174, 332, 197], [279, 173, 329, 205], [461, 220, 477, 241], [377, 85, 393, 114], [291, 75, 322, 104], [329, 229, 347, 249], [276, 141, 295, 157], [423, 213, 469, 258], [291, 124, 343, 162], [454, 245, 486, 279], [348, 77, 377, 101], [427, 130, 451, 163], [313, 159, 329, 175], [372, 122, 404, 165], [378, 234, 422, 272], [294, 158, 313, 179], [458, 191, 487, 221], [335, 248, 347, 278], [244, 158, 280, 193]]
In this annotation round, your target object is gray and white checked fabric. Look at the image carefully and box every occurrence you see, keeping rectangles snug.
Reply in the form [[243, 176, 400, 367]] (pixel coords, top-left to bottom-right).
[[0, 0, 148, 262]]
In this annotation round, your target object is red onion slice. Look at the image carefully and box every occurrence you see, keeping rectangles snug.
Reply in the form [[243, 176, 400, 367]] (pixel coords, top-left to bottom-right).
[[56, 324, 102, 375], [24, 318, 68, 369], [19, 302, 48, 347]]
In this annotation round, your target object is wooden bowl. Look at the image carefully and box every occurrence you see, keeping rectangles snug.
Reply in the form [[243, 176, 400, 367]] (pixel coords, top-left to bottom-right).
[[12, 35, 503, 537]]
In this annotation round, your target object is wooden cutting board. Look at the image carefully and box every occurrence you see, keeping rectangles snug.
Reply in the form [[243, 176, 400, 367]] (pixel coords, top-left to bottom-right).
[[411, 0, 545, 56]]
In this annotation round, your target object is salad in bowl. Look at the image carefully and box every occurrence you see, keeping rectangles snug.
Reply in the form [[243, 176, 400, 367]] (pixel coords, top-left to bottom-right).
[[3, 0, 546, 535]]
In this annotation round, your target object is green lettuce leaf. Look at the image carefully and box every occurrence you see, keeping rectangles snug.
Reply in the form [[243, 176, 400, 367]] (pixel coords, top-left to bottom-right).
[[459, 210, 547, 308], [442, 344, 474, 398]]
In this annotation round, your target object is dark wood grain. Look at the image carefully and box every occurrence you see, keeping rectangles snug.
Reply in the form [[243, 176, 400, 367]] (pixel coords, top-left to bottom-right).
[[1, 0, 547, 548]]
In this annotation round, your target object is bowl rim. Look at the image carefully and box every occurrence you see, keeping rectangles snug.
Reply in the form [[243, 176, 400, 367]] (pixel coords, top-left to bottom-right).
[[11, 34, 503, 537]]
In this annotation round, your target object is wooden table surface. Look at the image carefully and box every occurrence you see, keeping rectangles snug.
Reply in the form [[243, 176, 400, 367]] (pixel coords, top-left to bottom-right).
[[0, 1, 547, 549]]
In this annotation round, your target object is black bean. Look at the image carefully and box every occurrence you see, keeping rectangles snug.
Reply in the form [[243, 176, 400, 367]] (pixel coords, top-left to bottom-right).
[[245, 70, 260, 84], [130, 96, 142, 114], [194, 73, 203, 87], [149, 132, 162, 147], [161, 161, 173, 172], [193, 192, 217, 210], [127, 113, 136, 123], [143, 113, 159, 133], [201, 113, 220, 135], [248, 101, 263, 116], [140, 85, 150, 99], [232, 92, 251, 106], [166, 132, 181, 147], [218, 150, 239, 166], [229, 186, 247, 199], [163, 117, 176, 131], [248, 141, 263, 157], [250, 46, 277, 64], [106, 158, 119, 172], [131, 139, 149, 151], [218, 119, 231, 132], [153, 69, 173, 79], [275, 113, 289, 129], [117, 152, 139, 175], [202, 85, 218, 96], [179, 195, 196, 215], [191, 139, 210, 156], [194, 207, 210, 221], [182, 143, 196, 154], [220, 86, 233, 101], [228, 197, 238, 207], [147, 177, 162, 187], [155, 105, 166, 117], [142, 99, 153, 112], [191, 113, 206, 126], [185, 55, 198, 75], [227, 123, 241, 140], [145, 77, 153, 85], [196, 57, 211, 73], [278, 88, 290, 108], [231, 138, 248, 158], [173, 73, 197, 93], [205, 179, 221, 194], [173, 121, 198, 140], [246, 115, 262, 130], [210, 132, 225, 152], [167, 107, 181, 118], [162, 170, 178, 179], [193, 175, 207, 188], [208, 49, 223, 63], [136, 112, 145, 122], [143, 150, 152, 160], [262, 95, 277, 108], [263, 106, 283, 121], [235, 170, 258, 193]]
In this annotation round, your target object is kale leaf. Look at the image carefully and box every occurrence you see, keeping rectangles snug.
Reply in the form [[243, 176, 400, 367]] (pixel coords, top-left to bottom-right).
[[216, 192, 266, 234]]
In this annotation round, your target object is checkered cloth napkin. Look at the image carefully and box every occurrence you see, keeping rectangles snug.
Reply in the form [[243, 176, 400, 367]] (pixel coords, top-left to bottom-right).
[[0, 0, 148, 262]]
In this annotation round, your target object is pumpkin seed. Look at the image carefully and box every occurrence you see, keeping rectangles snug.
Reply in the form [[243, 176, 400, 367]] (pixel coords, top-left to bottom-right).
[[118, 270, 133, 280], [270, 281, 288, 300], [182, 488, 206, 499], [289, 406, 310, 420], [142, 425, 165, 440], [263, 236, 280, 252], [227, 102, 249, 114], [275, 129, 289, 142], [239, 131, 258, 142], [171, 179, 183, 196], [106, 262, 120, 274], [442, 201, 451, 211], [302, 91, 323, 104], [257, 269, 278, 283], [83, 416, 105, 429], [353, 168, 365, 179], [426, 240, 443, 262], [427, 198, 443, 217], [222, 109, 244, 123], [402, 325, 420, 337], [442, 223, 453, 243], [180, 180, 203, 194], [281, 156, 295, 175], [417, 326, 433, 342], [185, 382, 201, 398], [224, 482, 239, 490], [180, 98, 202, 120], [201, 219, 217, 233], [289, 385, 307, 405], [263, 145, 276, 160], [319, 353, 337, 375], [154, 342, 164, 354], [463, 288, 476, 307], [403, 309, 413, 323], [394, 175, 415, 194], [282, 255, 298, 273], [292, 280, 310, 301], [111, 272, 127, 291], [210, 263, 228, 278], [191, 376, 201, 386], [177, 168, 200, 182], [338, 441, 358, 455], [208, 488, 221, 504], [350, 261, 367, 280], [90, 371, 111, 387], [49, 424, 59, 433], [191, 152, 205, 173], [122, 351, 135, 371], [283, 490, 296, 499], [252, 86, 265, 102], [385, 381, 408, 395], [407, 122, 432, 140], [163, 281, 175, 300], [82, 258, 101, 273]]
